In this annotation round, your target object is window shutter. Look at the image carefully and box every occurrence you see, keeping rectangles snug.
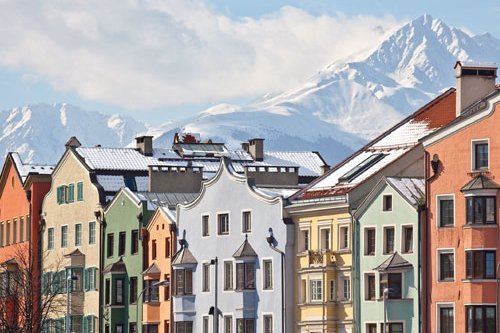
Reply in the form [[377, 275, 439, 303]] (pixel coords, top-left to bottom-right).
[[93, 268, 98, 290], [68, 184, 75, 202], [56, 187, 62, 204], [77, 182, 84, 201], [84, 269, 90, 291], [82, 316, 88, 333]]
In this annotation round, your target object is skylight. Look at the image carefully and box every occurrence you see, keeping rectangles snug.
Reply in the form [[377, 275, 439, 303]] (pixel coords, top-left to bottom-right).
[[338, 153, 385, 183]]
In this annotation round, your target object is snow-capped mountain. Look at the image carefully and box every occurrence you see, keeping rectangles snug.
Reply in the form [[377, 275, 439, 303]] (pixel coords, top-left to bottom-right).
[[155, 14, 500, 163], [0, 104, 147, 164], [2, 15, 499, 165]]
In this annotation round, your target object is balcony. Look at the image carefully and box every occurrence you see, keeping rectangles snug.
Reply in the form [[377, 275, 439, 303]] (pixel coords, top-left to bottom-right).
[[308, 250, 335, 267]]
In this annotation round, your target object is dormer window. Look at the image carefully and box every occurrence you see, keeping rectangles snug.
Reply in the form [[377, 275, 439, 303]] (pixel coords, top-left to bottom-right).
[[472, 140, 489, 170]]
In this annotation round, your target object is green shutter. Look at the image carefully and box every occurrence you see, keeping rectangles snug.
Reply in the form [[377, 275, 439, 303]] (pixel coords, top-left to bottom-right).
[[68, 184, 75, 202], [93, 268, 97, 290], [56, 187, 62, 204], [77, 182, 84, 201], [42, 273, 47, 294], [84, 268, 90, 291]]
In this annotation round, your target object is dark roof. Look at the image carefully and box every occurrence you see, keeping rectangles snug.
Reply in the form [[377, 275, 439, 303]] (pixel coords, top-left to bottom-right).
[[136, 192, 198, 209], [461, 174, 500, 192], [374, 252, 413, 271], [64, 248, 85, 257], [143, 263, 161, 275], [103, 257, 127, 274], [233, 236, 258, 258], [172, 246, 198, 266], [0, 258, 18, 266]]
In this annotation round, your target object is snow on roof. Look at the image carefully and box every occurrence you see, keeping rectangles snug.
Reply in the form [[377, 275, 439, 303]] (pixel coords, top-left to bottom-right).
[[96, 175, 149, 193], [136, 192, 198, 210], [386, 177, 425, 207], [372, 120, 433, 149], [10, 152, 54, 183], [264, 151, 324, 177], [76, 147, 170, 171]]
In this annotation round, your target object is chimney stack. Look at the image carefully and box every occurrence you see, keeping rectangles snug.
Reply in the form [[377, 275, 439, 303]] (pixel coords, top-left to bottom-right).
[[455, 61, 497, 117], [248, 138, 264, 161], [136, 136, 154, 156], [148, 165, 203, 193], [65, 136, 82, 150], [241, 142, 250, 152]]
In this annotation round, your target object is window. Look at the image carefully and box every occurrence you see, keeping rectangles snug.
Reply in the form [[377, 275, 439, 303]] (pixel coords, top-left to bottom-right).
[[89, 222, 96, 245], [61, 225, 68, 248], [144, 279, 159, 302], [129, 323, 137, 333], [438, 196, 454, 227], [466, 196, 496, 224], [439, 251, 454, 281], [107, 234, 114, 258], [263, 315, 273, 333], [124, 176, 137, 191], [218, 213, 229, 235], [70, 316, 82, 333], [131, 230, 139, 254], [224, 316, 233, 333], [77, 182, 84, 201], [466, 305, 496, 333], [310, 279, 322, 302], [402, 226, 413, 253], [115, 325, 123, 333], [6, 221, 10, 246], [163, 274, 170, 301], [242, 211, 251, 233], [26, 215, 30, 241], [366, 324, 377, 333], [56, 185, 67, 204], [203, 316, 209, 333], [263, 260, 273, 290], [152, 240, 157, 260], [202, 215, 209, 237], [320, 227, 330, 250], [236, 262, 255, 290], [165, 237, 171, 258], [339, 153, 385, 182], [342, 277, 351, 301], [329, 280, 335, 301], [384, 227, 395, 254], [105, 279, 110, 304], [365, 228, 375, 255], [236, 319, 255, 333], [202, 263, 210, 292], [466, 250, 496, 279], [224, 261, 233, 290], [175, 321, 193, 333], [0, 222, 3, 247], [75, 224, 82, 246], [174, 269, 193, 295], [85, 316, 96, 333], [20, 217, 24, 242], [68, 183, 75, 203], [339, 226, 349, 250], [144, 325, 159, 333], [365, 274, 375, 300], [299, 229, 310, 252], [473, 141, 489, 170], [48, 228, 54, 250], [68, 268, 83, 292], [115, 279, 124, 305], [380, 273, 402, 299], [13, 219, 17, 243], [438, 306, 454, 333], [380, 323, 403, 333], [130, 277, 138, 303], [383, 195, 393, 211], [119, 232, 126, 256]]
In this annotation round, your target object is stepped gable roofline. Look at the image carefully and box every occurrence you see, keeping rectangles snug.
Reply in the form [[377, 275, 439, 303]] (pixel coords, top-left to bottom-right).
[[290, 88, 456, 201], [233, 235, 258, 258], [421, 88, 500, 147], [103, 257, 127, 274], [374, 252, 413, 271], [461, 174, 500, 192], [142, 262, 161, 275], [172, 246, 197, 266]]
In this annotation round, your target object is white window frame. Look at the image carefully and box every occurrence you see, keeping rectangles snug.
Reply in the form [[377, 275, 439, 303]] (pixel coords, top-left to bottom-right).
[[201, 214, 210, 238], [382, 225, 396, 255], [262, 258, 273, 291], [89, 221, 96, 245], [436, 194, 455, 228], [61, 224, 68, 248], [299, 277, 307, 304], [262, 313, 273, 333], [310, 278, 323, 302], [329, 279, 336, 302], [223, 260, 234, 292], [75, 223, 82, 247], [382, 194, 393, 212], [341, 276, 351, 301], [298, 223, 311, 253], [241, 210, 251, 234], [202, 316, 210, 333], [318, 225, 331, 251], [436, 302, 455, 333], [436, 248, 455, 282], [401, 224, 413, 254], [363, 226, 376, 256], [471, 138, 490, 171], [380, 321, 405, 333], [217, 212, 230, 236], [364, 272, 376, 302], [223, 314, 233, 333], [47, 227, 55, 250], [202, 262, 211, 293], [338, 223, 350, 251]]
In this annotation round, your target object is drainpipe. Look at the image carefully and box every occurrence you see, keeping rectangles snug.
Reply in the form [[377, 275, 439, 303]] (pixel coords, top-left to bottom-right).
[[266, 229, 285, 333], [169, 223, 176, 333], [94, 210, 104, 333], [417, 204, 425, 333], [496, 263, 500, 333]]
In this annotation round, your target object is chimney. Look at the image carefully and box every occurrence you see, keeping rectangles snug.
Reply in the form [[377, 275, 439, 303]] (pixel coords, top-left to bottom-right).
[[136, 136, 153, 156], [321, 164, 330, 174], [65, 136, 81, 150], [148, 165, 203, 193], [248, 138, 264, 161], [455, 61, 497, 116], [241, 142, 250, 152]]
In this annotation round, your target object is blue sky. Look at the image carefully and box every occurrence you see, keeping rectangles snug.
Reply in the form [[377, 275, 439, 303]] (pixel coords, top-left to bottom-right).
[[0, 0, 498, 124]]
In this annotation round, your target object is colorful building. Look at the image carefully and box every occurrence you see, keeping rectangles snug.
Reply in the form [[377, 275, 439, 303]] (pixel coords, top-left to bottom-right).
[[0, 152, 53, 331], [353, 177, 424, 333], [421, 62, 499, 333], [288, 88, 456, 333]]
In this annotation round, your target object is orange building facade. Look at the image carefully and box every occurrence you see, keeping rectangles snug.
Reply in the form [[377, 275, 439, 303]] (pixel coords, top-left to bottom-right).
[[0, 153, 52, 330], [422, 63, 499, 333], [143, 207, 176, 333]]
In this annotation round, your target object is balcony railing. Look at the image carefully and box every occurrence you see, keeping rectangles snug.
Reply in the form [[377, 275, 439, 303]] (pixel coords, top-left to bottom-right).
[[308, 250, 335, 267]]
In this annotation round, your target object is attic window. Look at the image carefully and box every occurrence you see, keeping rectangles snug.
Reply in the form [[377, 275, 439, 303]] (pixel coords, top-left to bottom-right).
[[124, 176, 137, 191], [338, 154, 385, 182], [461, 68, 495, 76]]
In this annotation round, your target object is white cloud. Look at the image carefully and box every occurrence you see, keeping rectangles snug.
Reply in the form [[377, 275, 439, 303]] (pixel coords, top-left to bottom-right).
[[0, 0, 399, 109]]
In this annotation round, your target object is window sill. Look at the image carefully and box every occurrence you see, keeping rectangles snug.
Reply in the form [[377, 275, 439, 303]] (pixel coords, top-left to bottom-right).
[[437, 225, 455, 229], [462, 224, 497, 229], [235, 289, 256, 292], [173, 294, 195, 298], [364, 253, 375, 256], [377, 297, 412, 302], [336, 249, 351, 254], [296, 252, 308, 257], [437, 279, 455, 283], [462, 278, 497, 283]]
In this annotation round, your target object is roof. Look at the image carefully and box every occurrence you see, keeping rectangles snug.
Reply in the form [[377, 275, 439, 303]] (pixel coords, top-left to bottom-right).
[[374, 252, 413, 271], [172, 246, 197, 266], [103, 257, 127, 274], [292, 88, 456, 201], [461, 174, 500, 192], [386, 177, 425, 207], [233, 236, 258, 258], [136, 192, 198, 210], [455, 61, 497, 69], [64, 248, 84, 257], [10, 152, 54, 183], [75, 147, 170, 171], [143, 262, 161, 275]]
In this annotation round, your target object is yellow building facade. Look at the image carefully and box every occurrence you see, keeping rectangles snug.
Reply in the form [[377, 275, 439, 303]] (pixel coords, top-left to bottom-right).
[[287, 199, 354, 333]]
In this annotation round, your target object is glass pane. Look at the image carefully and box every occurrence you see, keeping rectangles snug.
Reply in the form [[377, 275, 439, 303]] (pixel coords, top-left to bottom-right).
[[485, 252, 495, 278], [474, 306, 483, 332], [485, 307, 496, 333], [474, 197, 485, 223], [466, 198, 473, 223], [486, 197, 495, 222]]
